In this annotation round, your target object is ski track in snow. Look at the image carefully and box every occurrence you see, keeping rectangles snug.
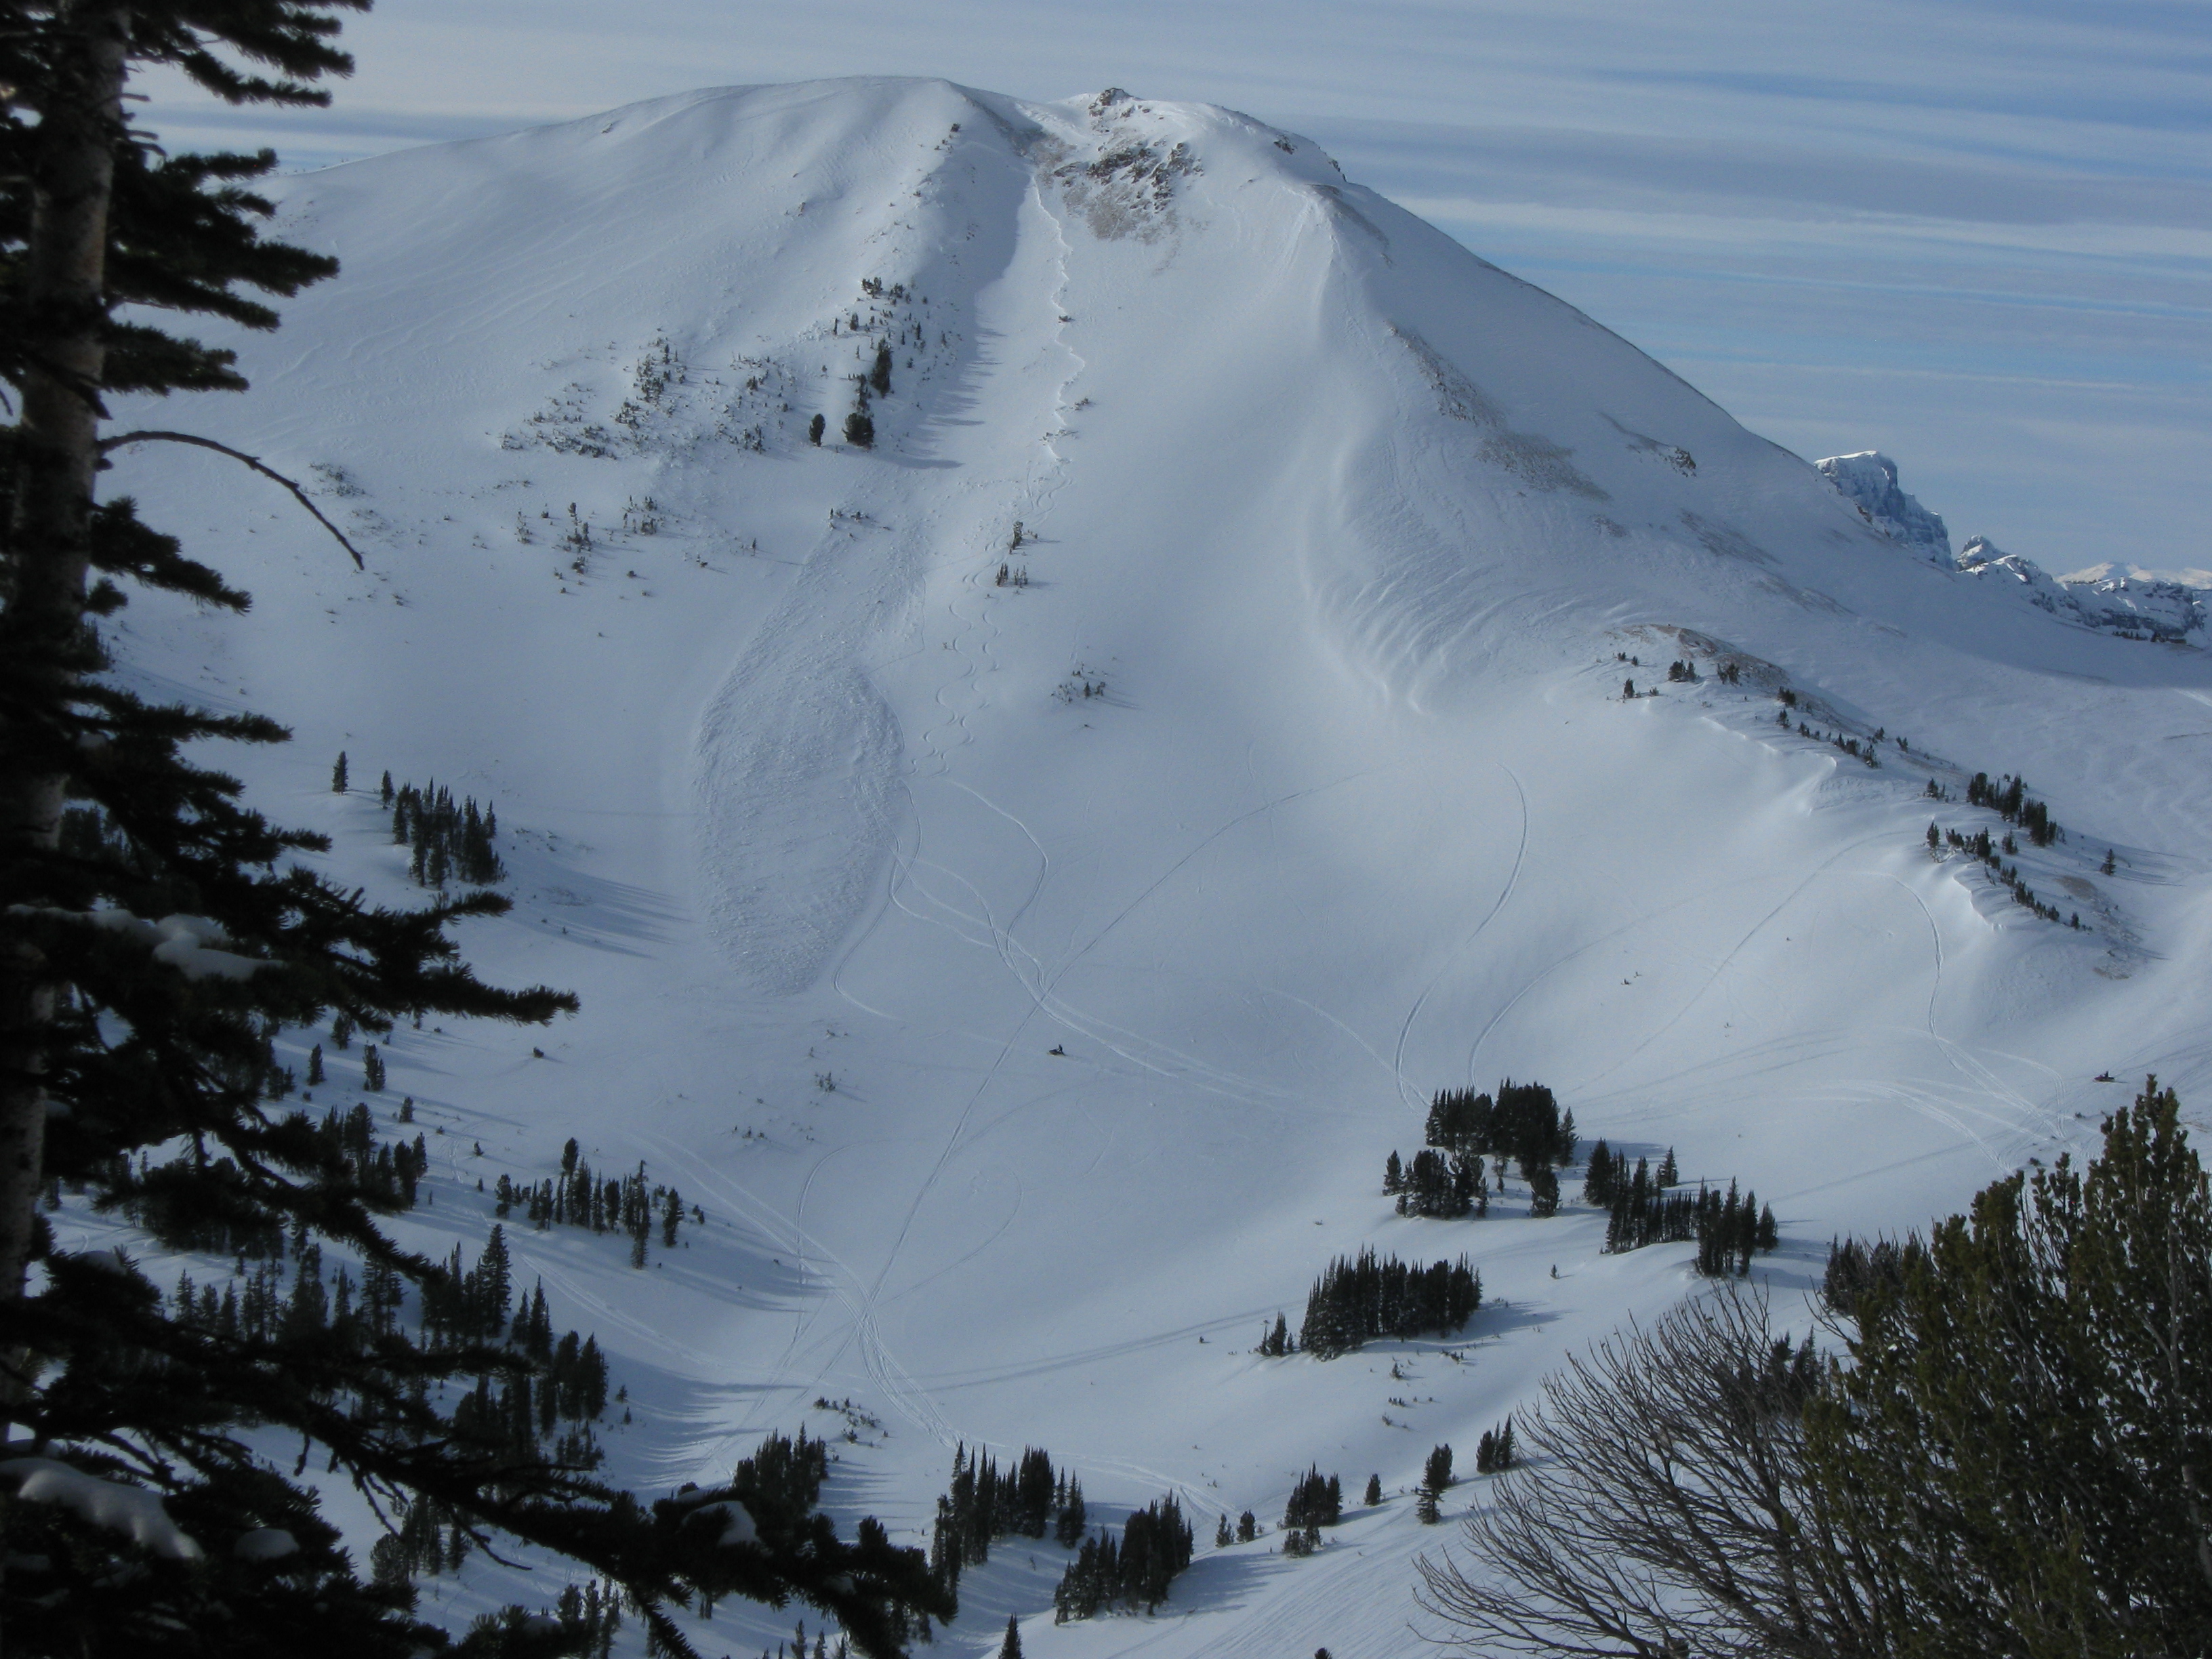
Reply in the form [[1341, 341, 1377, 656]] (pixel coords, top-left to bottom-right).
[[1391, 760, 1528, 1110]]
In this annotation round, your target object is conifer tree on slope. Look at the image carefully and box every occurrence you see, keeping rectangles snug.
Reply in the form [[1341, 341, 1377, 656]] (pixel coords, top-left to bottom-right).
[[0, 7, 941, 1656]]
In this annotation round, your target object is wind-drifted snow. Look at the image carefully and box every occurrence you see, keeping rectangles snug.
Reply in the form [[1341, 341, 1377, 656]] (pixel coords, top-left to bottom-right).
[[78, 77, 2212, 1659]]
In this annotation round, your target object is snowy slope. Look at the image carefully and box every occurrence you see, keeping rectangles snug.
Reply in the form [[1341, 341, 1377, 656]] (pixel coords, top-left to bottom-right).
[[80, 78, 2212, 1657]]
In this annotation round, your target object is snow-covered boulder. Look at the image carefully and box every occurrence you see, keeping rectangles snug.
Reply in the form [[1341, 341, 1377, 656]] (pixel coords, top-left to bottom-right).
[[1817, 451, 1952, 564]]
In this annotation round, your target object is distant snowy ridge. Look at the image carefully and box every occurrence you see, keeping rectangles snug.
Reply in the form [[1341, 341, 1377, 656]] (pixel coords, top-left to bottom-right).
[[1957, 535, 2205, 642], [1818, 453, 2204, 644]]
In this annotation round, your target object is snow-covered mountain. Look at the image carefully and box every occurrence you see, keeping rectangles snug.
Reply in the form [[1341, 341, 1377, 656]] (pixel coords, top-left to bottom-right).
[[1953, 533, 2206, 642], [85, 78, 2212, 1658]]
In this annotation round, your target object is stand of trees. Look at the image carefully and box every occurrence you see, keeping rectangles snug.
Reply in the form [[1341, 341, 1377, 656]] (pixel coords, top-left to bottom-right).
[[1473, 1420, 1516, 1474], [1051, 1494, 1195, 1621], [494, 1141, 688, 1267], [1964, 770, 2060, 846], [1282, 1467, 1341, 1532], [386, 776, 504, 888], [928, 1445, 1087, 1607], [1418, 1078, 2212, 1659], [1588, 1143, 1776, 1274], [1385, 1147, 1488, 1218], [1299, 1250, 1481, 1359], [1423, 1081, 1576, 1176]]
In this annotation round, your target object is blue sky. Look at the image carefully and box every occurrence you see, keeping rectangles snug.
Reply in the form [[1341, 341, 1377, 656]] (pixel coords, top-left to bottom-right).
[[144, 0, 2211, 575]]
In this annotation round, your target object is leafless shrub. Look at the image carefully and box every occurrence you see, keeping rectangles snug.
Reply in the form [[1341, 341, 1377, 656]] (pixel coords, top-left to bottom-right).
[[1415, 1285, 1885, 1659]]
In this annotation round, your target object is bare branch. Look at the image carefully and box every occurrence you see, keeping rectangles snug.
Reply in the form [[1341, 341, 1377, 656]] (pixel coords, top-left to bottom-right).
[[99, 428, 365, 568]]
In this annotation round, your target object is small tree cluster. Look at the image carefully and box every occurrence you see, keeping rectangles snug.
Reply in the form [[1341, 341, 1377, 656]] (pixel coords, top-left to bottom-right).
[[1527, 1164, 1561, 1218], [1580, 1139, 1675, 1208], [1932, 825, 2073, 922], [844, 373, 876, 449], [1600, 1160, 1777, 1273], [552, 1580, 625, 1659], [116, 1104, 428, 1254], [1965, 771, 2059, 845], [1473, 1420, 1516, 1473], [387, 775, 504, 886], [735, 1429, 832, 1527], [1385, 1147, 1488, 1218], [496, 1139, 686, 1267], [1051, 1495, 1195, 1621], [928, 1445, 1086, 1605], [1425, 1081, 1574, 1176], [1281, 1467, 1342, 1532], [1664, 659, 1700, 683], [733, 1622, 844, 1659], [1298, 1249, 1481, 1359]]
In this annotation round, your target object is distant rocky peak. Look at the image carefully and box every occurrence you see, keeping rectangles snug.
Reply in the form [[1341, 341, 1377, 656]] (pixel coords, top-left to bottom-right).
[[1816, 450, 1952, 565]]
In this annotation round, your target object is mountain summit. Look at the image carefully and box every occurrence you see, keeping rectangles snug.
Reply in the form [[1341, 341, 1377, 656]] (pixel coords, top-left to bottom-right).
[[98, 77, 2212, 1655]]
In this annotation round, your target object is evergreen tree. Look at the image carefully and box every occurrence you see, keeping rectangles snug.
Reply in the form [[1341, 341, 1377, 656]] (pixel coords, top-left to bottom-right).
[[1423, 1443, 1454, 1494], [1236, 1509, 1257, 1542], [1805, 1077, 2212, 1654], [1282, 1467, 1341, 1532], [1580, 1139, 1618, 1206], [1054, 1477, 1086, 1548], [332, 750, 349, 792], [363, 1042, 385, 1092], [1527, 1164, 1560, 1217], [998, 1615, 1021, 1659], [808, 413, 825, 446], [0, 10, 944, 1654], [1363, 1473, 1382, 1507], [1214, 1512, 1232, 1548], [1416, 1445, 1452, 1524], [870, 339, 893, 396]]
